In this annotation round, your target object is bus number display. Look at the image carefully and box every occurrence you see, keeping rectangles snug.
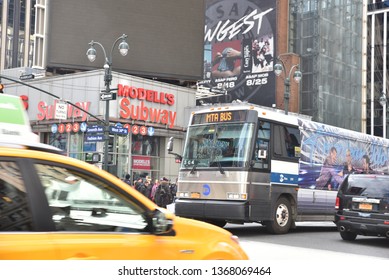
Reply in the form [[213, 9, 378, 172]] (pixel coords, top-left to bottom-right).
[[192, 110, 247, 124]]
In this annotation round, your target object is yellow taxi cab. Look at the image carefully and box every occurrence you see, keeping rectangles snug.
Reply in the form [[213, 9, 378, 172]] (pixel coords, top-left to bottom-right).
[[0, 94, 248, 260]]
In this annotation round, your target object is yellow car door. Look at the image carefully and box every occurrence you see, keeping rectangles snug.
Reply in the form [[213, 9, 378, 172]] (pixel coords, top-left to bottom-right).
[[0, 234, 58, 260], [50, 232, 180, 260], [33, 162, 181, 260]]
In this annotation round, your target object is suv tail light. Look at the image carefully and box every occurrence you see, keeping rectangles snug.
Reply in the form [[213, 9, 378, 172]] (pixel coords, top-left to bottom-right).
[[335, 196, 340, 210]]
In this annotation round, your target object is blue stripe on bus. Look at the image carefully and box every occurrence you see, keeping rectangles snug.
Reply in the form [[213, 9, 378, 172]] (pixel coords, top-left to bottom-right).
[[270, 172, 299, 185]]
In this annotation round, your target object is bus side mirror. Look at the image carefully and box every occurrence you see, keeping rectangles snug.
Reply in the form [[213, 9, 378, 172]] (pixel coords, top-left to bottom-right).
[[167, 137, 174, 152], [167, 137, 182, 162]]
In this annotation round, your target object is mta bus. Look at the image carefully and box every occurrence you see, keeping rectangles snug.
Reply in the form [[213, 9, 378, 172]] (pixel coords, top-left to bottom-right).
[[167, 103, 389, 234]]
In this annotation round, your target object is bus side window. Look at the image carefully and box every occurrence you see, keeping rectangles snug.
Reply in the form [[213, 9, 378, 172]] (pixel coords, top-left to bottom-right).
[[254, 121, 270, 169], [274, 124, 300, 158], [284, 126, 300, 158]]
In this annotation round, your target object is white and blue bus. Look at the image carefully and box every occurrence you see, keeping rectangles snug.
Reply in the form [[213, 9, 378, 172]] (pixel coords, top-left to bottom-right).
[[167, 103, 389, 234]]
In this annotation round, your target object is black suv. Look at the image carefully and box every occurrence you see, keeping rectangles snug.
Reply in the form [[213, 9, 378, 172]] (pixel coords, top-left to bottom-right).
[[335, 174, 389, 241]]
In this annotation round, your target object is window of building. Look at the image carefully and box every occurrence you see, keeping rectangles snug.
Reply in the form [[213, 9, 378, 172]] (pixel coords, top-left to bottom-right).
[[131, 135, 160, 182]]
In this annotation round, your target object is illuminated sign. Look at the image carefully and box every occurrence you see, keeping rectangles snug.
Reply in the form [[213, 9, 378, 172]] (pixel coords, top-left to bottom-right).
[[192, 110, 247, 124], [118, 84, 177, 128]]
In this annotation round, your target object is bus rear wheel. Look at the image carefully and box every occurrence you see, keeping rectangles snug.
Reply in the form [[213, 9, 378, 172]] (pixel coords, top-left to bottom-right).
[[265, 197, 292, 234]]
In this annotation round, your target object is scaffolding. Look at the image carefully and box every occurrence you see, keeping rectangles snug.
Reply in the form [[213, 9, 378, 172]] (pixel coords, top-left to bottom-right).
[[289, 0, 364, 132]]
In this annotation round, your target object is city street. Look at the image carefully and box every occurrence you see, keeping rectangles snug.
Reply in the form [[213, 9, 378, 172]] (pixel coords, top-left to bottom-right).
[[225, 222, 389, 260], [166, 203, 389, 260]]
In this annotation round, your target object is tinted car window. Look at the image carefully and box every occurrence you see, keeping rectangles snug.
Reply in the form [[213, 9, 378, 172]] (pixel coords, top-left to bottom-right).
[[34, 163, 148, 232], [341, 175, 389, 197], [0, 161, 33, 231]]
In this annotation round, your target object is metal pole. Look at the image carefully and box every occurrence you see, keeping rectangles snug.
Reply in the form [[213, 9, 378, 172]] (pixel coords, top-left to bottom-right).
[[284, 78, 290, 115], [382, 100, 386, 138], [103, 64, 112, 171], [86, 34, 128, 172], [383, 13, 387, 138]]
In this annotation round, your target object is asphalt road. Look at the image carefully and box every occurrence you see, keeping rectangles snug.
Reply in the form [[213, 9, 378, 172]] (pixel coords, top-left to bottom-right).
[[225, 222, 389, 260]]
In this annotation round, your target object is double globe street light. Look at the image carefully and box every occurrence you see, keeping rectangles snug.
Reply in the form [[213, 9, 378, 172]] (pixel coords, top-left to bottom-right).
[[86, 34, 129, 171], [274, 53, 302, 115]]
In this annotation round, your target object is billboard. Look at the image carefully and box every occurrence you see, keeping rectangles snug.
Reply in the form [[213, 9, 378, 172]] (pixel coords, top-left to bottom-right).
[[198, 0, 277, 106], [47, 0, 205, 81]]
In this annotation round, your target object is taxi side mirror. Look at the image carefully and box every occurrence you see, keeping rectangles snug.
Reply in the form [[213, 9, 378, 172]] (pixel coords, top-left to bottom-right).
[[151, 209, 175, 236]]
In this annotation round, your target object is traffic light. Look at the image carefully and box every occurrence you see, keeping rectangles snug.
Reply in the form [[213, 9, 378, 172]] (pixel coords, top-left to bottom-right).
[[0, 83, 4, 93]]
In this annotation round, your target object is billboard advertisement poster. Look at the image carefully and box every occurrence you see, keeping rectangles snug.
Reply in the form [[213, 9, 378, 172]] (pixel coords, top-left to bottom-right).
[[298, 119, 389, 191], [199, 0, 277, 106]]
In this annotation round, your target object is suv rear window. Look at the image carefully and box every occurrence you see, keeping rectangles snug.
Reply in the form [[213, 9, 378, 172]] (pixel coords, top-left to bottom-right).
[[342, 175, 389, 197]]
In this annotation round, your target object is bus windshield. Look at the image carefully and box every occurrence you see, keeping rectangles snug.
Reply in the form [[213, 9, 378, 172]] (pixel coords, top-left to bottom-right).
[[181, 122, 254, 168]]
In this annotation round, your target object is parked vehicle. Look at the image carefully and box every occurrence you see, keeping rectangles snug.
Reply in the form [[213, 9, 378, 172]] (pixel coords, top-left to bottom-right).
[[335, 174, 389, 241]]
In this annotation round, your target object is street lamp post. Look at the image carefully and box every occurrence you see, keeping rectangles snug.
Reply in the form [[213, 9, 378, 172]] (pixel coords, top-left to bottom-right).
[[380, 91, 387, 138], [274, 54, 302, 115], [86, 34, 129, 171]]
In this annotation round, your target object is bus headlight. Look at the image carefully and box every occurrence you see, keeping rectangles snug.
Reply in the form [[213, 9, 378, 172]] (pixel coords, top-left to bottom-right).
[[227, 192, 247, 200], [177, 191, 190, 198]]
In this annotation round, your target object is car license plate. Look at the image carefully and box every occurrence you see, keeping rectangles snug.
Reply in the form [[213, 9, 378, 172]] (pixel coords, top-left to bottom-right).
[[191, 192, 200, 198], [359, 203, 372, 211]]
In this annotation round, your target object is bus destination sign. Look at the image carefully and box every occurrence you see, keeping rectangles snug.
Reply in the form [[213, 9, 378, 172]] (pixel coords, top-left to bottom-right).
[[192, 110, 247, 124]]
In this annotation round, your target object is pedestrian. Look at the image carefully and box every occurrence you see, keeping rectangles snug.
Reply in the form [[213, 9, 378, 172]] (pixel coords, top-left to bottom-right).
[[134, 177, 145, 193], [154, 177, 173, 208], [150, 178, 159, 202], [122, 174, 132, 186], [170, 178, 178, 200], [143, 178, 153, 200]]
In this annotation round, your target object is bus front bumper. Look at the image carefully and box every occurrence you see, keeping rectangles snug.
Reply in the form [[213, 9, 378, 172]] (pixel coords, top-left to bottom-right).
[[174, 198, 250, 222]]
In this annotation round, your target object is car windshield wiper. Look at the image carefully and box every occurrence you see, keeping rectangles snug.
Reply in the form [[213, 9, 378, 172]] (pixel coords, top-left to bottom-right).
[[217, 161, 225, 174], [210, 160, 225, 174], [190, 160, 198, 174]]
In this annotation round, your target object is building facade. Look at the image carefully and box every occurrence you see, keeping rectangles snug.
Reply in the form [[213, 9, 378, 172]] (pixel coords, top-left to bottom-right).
[[287, 0, 365, 132], [1, 1, 388, 142], [366, 1, 389, 137], [3, 70, 196, 180]]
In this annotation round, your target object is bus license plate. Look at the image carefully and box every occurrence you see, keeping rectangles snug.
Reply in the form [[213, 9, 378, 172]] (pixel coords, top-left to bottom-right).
[[359, 203, 372, 211]]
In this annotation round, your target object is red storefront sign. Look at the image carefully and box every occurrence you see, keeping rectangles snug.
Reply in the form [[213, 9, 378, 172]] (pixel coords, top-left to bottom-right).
[[132, 155, 151, 170]]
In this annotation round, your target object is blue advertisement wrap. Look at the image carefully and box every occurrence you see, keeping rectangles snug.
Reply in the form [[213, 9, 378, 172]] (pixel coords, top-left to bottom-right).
[[298, 119, 389, 191]]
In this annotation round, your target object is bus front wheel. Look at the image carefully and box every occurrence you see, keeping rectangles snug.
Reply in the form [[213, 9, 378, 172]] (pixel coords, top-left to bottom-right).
[[264, 197, 292, 234]]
